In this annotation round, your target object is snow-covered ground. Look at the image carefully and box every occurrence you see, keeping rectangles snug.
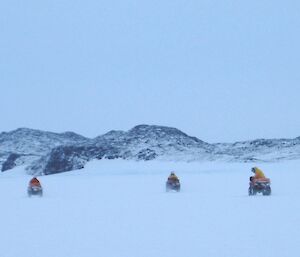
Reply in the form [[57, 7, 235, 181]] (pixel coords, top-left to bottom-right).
[[1, 159, 300, 257]]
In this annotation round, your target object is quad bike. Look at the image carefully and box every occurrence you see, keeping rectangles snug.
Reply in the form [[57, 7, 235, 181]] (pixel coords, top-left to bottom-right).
[[166, 180, 180, 192], [248, 177, 271, 196], [27, 186, 43, 197]]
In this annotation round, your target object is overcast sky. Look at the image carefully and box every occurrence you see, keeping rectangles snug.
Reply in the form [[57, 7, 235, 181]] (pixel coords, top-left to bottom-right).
[[1, 0, 299, 142]]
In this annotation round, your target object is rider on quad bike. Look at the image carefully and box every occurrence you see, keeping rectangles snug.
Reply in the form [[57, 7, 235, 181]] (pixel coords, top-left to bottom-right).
[[28, 177, 43, 197], [249, 167, 271, 196], [252, 167, 266, 179], [166, 172, 180, 192]]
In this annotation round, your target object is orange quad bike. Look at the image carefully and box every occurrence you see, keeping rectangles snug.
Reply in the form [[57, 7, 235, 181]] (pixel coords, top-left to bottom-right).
[[248, 177, 271, 196], [166, 179, 181, 192]]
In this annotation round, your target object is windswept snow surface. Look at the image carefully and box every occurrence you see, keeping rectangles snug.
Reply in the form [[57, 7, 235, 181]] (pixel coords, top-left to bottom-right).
[[1, 160, 300, 257]]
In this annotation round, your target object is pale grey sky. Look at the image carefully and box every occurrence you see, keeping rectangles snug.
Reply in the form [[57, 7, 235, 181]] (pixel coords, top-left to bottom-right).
[[1, 0, 299, 142]]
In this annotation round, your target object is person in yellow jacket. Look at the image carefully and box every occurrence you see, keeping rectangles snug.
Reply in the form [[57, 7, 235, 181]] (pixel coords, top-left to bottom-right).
[[168, 172, 179, 183], [251, 167, 266, 179]]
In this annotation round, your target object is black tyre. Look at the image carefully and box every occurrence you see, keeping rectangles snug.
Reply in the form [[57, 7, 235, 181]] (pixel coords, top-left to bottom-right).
[[248, 187, 254, 196], [263, 187, 271, 196], [249, 186, 257, 196]]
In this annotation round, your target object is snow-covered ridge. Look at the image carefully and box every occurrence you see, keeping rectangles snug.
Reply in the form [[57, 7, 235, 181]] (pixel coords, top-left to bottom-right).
[[1, 125, 300, 175], [0, 128, 89, 172]]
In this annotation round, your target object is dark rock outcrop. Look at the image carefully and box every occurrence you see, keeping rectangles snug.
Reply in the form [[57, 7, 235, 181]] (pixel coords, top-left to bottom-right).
[[31, 145, 122, 175], [137, 148, 157, 160], [1, 153, 21, 171]]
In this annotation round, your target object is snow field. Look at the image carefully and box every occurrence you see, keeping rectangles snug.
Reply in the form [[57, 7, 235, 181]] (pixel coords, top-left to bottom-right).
[[1, 160, 300, 257]]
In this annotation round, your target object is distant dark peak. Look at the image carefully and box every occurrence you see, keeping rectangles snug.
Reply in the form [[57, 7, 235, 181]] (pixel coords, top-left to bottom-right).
[[61, 131, 88, 140], [129, 124, 188, 137], [0, 128, 43, 139], [189, 136, 205, 144], [94, 130, 127, 141], [11, 128, 37, 133], [5, 128, 87, 141], [250, 138, 271, 143], [250, 138, 285, 146], [6, 128, 47, 136], [9, 128, 52, 134], [103, 130, 126, 137]]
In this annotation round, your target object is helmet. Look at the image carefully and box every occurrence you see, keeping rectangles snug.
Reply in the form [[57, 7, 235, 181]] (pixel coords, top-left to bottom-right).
[[251, 167, 256, 173], [170, 172, 175, 175]]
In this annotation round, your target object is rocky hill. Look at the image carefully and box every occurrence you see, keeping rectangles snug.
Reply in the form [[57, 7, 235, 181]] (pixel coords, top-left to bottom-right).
[[213, 137, 300, 162], [1, 125, 300, 175], [0, 128, 89, 172]]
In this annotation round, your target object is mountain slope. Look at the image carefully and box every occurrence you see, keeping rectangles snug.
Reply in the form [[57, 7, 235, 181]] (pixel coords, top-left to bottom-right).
[[213, 137, 300, 162], [0, 128, 89, 172], [1, 125, 300, 175], [29, 125, 214, 175]]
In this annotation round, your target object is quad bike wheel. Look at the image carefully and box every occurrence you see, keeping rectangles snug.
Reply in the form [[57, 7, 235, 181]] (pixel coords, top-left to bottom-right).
[[248, 187, 256, 196], [27, 187, 43, 197], [262, 187, 271, 196]]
